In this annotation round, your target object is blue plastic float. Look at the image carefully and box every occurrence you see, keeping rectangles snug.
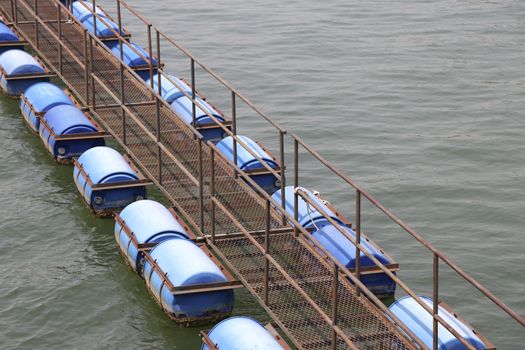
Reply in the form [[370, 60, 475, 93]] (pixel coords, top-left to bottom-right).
[[170, 93, 227, 142], [0, 22, 24, 54], [106, 41, 158, 80], [71, 0, 105, 22], [145, 72, 191, 103], [79, 6, 125, 42], [73, 146, 147, 215], [389, 296, 488, 350], [39, 104, 105, 162], [0, 49, 49, 96], [216, 135, 280, 193], [20, 82, 74, 132], [202, 317, 285, 350], [143, 238, 234, 325], [115, 200, 189, 275], [272, 186, 398, 297]]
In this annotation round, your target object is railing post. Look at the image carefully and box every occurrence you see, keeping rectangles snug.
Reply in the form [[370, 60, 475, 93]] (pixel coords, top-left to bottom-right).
[[191, 58, 196, 126], [13, 0, 18, 25], [89, 35, 96, 110], [34, 0, 38, 49], [10, 0, 15, 25], [433, 253, 439, 350], [117, 0, 126, 144], [198, 138, 204, 233], [92, 0, 97, 37], [293, 138, 299, 236], [155, 30, 162, 184], [147, 23, 154, 91], [279, 130, 286, 225], [331, 263, 339, 350], [355, 189, 361, 296], [264, 199, 270, 305], [232, 91, 237, 168], [210, 147, 215, 245], [57, 5, 62, 74], [83, 29, 89, 105]]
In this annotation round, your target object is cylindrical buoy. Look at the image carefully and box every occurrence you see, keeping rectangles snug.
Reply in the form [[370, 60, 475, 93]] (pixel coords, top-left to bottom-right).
[[39, 104, 105, 161], [71, 1, 105, 22], [202, 317, 285, 350], [216, 135, 279, 193], [271, 186, 342, 228], [20, 82, 74, 131], [143, 238, 234, 325], [115, 200, 189, 274], [145, 72, 191, 103], [389, 296, 486, 350], [80, 12, 122, 38], [73, 146, 146, 215], [170, 94, 224, 126], [106, 42, 157, 80], [0, 49, 48, 96], [0, 22, 23, 54]]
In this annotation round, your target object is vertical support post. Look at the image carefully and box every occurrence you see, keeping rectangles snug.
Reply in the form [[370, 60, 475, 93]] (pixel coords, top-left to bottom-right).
[[155, 29, 162, 184], [92, 0, 97, 38], [83, 29, 90, 105], [117, 0, 126, 144], [210, 147, 216, 245], [10, 0, 14, 25], [198, 138, 204, 233], [89, 35, 96, 110], [191, 58, 196, 126], [147, 24, 154, 91], [57, 5, 62, 74], [293, 138, 299, 236], [232, 91, 237, 168], [355, 189, 361, 296], [433, 253, 439, 350], [34, 0, 38, 49], [13, 0, 18, 25], [279, 130, 286, 225], [264, 199, 270, 305], [331, 264, 339, 350]]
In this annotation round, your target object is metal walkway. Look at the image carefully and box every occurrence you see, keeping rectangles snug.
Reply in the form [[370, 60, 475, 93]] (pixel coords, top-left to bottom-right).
[[2, 0, 523, 349]]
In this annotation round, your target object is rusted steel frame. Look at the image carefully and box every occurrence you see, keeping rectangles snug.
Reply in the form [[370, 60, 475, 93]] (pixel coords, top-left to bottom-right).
[[153, 26, 286, 133], [0, 40, 27, 46], [2, 71, 54, 80], [155, 28, 162, 183], [10, 0, 14, 22], [116, 0, 126, 144], [355, 189, 361, 296], [92, 0, 96, 37], [198, 138, 204, 232], [73, 158, 94, 187], [211, 196, 361, 350], [200, 331, 219, 350], [83, 29, 89, 103], [195, 227, 293, 244], [296, 190, 477, 350], [291, 133, 525, 327], [39, 116, 106, 141], [156, 73, 283, 180], [12, 0, 18, 24], [293, 138, 299, 236], [191, 58, 196, 126], [263, 198, 270, 305], [279, 130, 286, 224], [207, 141, 424, 349], [92, 100, 156, 109], [433, 253, 439, 350]]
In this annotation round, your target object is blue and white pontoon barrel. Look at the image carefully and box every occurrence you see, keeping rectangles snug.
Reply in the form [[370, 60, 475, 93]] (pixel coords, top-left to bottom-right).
[[20, 82, 74, 131], [0, 49, 48, 96], [310, 220, 396, 297], [39, 104, 105, 162], [202, 317, 285, 350], [71, 0, 105, 22], [115, 200, 189, 275], [0, 22, 24, 54], [107, 41, 158, 80], [80, 10, 124, 42], [143, 238, 234, 325], [271, 186, 342, 228], [216, 135, 280, 193], [73, 146, 147, 215], [170, 94, 227, 142], [145, 72, 191, 103], [389, 296, 487, 350]]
